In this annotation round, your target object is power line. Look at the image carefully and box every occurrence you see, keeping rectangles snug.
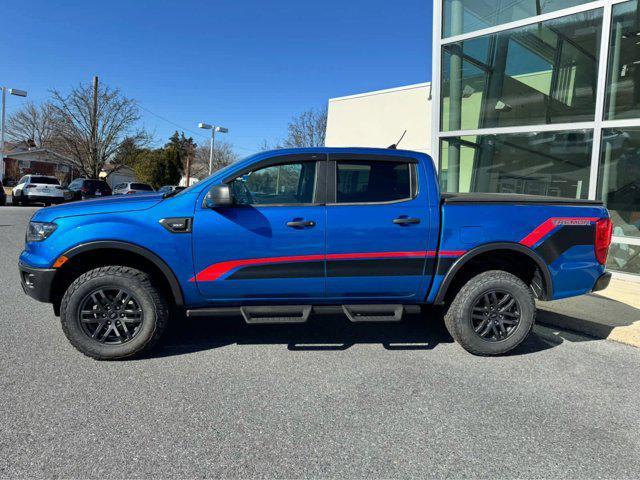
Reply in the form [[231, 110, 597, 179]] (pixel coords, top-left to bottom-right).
[[136, 102, 255, 153]]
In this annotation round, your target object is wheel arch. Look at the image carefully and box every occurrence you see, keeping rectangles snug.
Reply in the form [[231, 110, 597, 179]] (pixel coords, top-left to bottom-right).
[[434, 242, 553, 305], [52, 241, 184, 311]]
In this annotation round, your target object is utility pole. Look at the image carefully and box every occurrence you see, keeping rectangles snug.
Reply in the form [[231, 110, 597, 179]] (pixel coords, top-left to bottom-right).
[[185, 147, 192, 187], [91, 76, 98, 178]]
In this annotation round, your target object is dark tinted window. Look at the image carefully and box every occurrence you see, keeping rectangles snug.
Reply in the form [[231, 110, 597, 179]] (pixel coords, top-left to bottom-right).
[[30, 176, 60, 185], [85, 180, 111, 192], [336, 161, 412, 203], [131, 183, 154, 191]]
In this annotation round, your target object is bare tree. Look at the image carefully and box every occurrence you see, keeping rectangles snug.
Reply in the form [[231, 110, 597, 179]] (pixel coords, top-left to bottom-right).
[[192, 141, 238, 179], [282, 107, 327, 148], [7, 101, 57, 148], [49, 79, 148, 178]]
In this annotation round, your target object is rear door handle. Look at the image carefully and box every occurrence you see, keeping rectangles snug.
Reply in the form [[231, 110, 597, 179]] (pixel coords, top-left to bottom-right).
[[393, 217, 421, 225], [286, 220, 316, 229]]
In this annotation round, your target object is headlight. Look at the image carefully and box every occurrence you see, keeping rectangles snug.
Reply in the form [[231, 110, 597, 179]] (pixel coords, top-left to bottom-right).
[[26, 222, 57, 242]]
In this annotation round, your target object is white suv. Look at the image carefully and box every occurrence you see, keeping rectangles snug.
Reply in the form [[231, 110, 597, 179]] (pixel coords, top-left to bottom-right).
[[12, 175, 65, 206]]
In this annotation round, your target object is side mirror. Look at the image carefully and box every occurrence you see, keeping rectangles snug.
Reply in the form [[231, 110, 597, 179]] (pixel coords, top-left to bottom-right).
[[205, 184, 233, 208]]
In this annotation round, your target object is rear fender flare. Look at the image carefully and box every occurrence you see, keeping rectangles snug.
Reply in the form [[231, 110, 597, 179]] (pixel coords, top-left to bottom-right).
[[433, 242, 553, 304]]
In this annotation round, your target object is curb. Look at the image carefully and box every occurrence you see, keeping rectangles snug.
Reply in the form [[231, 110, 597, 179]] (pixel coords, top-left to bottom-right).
[[537, 304, 640, 349]]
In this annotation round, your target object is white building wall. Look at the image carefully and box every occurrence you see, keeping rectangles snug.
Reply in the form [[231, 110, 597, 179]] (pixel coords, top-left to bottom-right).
[[325, 83, 433, 155]]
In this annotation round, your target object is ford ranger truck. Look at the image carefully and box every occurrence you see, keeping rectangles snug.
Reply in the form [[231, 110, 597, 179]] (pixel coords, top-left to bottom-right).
[[18, 148, 613, 359]]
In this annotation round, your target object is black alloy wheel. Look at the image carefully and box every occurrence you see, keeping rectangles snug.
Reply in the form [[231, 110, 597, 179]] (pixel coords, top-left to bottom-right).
[[470, 290, 521, 342], [79, 287, 144, 344]]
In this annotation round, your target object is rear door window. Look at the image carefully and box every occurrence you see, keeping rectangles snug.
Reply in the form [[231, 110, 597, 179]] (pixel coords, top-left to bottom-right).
[[335, 160, 413, 204]]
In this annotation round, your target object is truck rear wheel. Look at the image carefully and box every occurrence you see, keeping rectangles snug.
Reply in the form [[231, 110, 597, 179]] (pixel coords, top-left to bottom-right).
[[60, 266, 169, 360], [444, 270, 535, 356]]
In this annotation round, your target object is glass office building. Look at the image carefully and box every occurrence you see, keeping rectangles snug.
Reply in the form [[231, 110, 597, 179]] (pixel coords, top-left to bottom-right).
[[432, 0, 640, 279]]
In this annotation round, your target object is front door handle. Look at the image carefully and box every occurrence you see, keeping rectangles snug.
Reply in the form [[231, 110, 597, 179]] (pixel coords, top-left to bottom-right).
[[287, 220, 316, 229], [393, 217, 421, 226]]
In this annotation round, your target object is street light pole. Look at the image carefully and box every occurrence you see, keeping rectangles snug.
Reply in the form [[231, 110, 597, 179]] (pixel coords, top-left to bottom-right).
[[0, 86, 28, 182], [1, 87, 6, 182], [198, 123, 229, 175], [209, 128, 215, 176]]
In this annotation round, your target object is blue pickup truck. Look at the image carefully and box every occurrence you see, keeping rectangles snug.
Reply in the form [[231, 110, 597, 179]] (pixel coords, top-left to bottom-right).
[[19, 148, 613, 359]]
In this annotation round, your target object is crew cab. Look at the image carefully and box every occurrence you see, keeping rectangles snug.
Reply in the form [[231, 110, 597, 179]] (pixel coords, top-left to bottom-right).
[[18, 148, 613, 359]]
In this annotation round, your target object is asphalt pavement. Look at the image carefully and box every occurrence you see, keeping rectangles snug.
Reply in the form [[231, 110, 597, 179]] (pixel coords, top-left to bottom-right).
[[1, 206, 639, 479]]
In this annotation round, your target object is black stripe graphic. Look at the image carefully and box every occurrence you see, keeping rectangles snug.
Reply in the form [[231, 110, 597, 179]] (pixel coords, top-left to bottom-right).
[[535, 225, 595, 265], [228, 261, 324, 280], [227, 258, 435, 280], [327, 258, 427, 277]]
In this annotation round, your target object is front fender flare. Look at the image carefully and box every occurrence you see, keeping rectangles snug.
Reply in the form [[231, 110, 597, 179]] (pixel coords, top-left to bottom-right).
[[61, 240, 185, 307], [433, 242, 553, 304]]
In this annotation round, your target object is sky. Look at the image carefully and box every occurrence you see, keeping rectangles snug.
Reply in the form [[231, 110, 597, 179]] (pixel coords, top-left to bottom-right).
[[1, 0, 433, 155]]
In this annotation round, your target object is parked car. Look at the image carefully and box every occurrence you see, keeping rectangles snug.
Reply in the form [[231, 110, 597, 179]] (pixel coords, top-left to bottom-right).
[[18, 148, 612, 360], [12, 175, 65, 206], [158, 185, 186, 195], [67, 178, 112, 201], [0, 179, 6, 206], [112, 182, 155, 195]]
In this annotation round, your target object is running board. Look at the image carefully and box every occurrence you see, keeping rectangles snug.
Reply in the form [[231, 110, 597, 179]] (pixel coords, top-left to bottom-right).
[[185, 304, 420, 323], [240, 305, 312, 324], [342, 304, 404, 323]]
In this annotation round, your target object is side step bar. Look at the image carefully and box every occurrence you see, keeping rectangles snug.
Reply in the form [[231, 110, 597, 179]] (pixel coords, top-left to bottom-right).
[[240, 305, 312, 324], [343, 304, 404, 323], [186, 304, 420, 324]]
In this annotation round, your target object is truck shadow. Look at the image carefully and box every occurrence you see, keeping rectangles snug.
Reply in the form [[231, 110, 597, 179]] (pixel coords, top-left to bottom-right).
[[148, 307, 561, 359]]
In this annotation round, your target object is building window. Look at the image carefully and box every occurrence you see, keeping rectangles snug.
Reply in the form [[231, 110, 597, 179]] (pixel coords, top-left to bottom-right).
[[598, 127, 640, 239], [441, 9, 603, 132], [442, 0, 589, 38], [440, 129, 593, 198], [605, 0, 640, 120]]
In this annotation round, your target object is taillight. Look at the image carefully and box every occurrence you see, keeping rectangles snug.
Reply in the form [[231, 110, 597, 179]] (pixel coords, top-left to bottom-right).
[[26, 185, 36, 189], [126, 190, 137, 194], [81, 187, 89, 193], [595, 218, 613, 265]]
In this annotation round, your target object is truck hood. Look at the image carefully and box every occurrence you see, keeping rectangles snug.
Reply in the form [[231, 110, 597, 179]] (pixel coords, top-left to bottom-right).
[[32, 193, 164, 222]]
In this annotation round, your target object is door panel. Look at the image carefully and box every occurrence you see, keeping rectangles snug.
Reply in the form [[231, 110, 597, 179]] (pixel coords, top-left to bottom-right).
[[192, 157, 326, 302], [193, 205, 326, 301], [325, 156, 434, 299]]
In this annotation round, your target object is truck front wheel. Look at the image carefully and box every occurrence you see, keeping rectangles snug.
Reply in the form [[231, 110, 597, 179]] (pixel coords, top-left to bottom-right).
[[444, 270, 536, 356], [60, 266, 169, 360]]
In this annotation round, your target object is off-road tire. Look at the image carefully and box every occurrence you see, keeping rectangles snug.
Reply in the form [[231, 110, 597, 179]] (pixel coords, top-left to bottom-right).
[[60, 266, 169, 360], [444, 270, 535, 356]]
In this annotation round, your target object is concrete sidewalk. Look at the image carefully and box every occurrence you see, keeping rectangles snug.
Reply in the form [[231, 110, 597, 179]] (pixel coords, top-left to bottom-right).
[[537, 278, 640, 348]]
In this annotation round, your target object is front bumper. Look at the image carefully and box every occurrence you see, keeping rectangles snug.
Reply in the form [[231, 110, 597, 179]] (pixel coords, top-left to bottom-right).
[[592, 271, 612, 293], [19, 262, 56, 303]]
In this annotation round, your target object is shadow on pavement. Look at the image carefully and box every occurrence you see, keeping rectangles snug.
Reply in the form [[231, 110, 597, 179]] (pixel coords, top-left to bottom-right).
[[146, 307, 562, 359]]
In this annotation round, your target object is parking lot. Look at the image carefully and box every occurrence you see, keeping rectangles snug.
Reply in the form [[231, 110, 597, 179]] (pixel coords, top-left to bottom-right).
[[1, 205, 639, 478]]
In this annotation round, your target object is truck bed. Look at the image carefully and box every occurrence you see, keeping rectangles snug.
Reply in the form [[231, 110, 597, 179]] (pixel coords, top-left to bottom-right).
[[441, 192, 604, 206]]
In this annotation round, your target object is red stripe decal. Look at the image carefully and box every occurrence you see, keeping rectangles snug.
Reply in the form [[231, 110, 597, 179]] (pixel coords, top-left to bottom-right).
[[520, 217, 599, 248], [192, 250, 467, 282], [193, 254, 325, 282]]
